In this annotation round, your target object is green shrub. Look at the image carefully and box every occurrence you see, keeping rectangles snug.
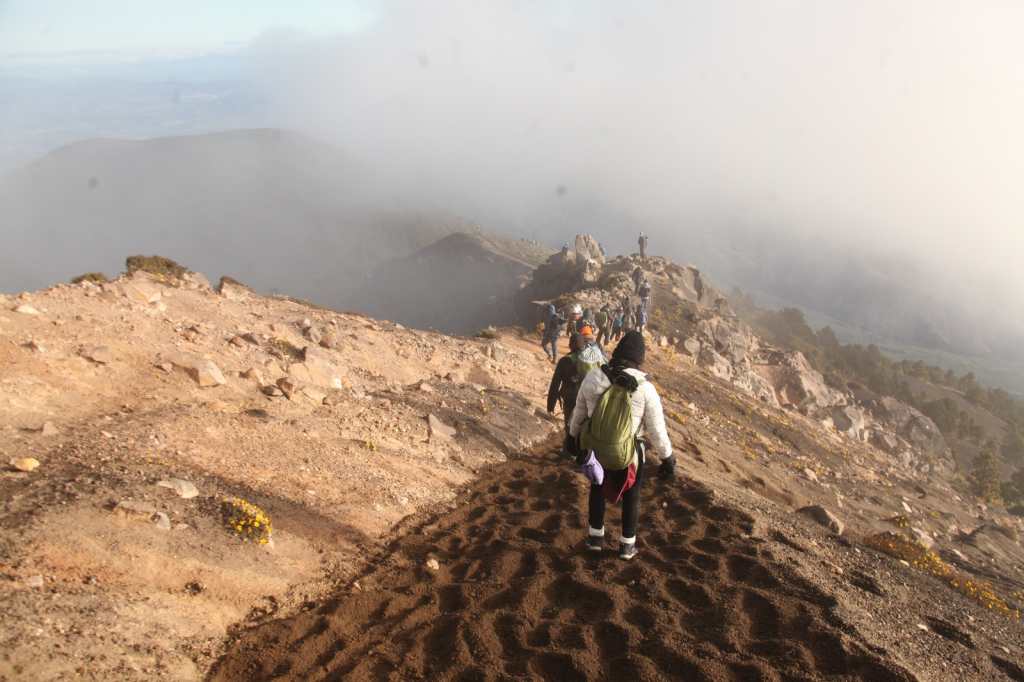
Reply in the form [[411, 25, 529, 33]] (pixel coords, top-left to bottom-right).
[[70, 272, 109, 284], [125, 255, 189, 280]]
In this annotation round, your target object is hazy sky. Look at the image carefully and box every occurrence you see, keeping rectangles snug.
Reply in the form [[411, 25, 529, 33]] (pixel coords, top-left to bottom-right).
[[0, 0, 375, 56], [3, 1, 1024, 346], [239, 2, 1024, 294]]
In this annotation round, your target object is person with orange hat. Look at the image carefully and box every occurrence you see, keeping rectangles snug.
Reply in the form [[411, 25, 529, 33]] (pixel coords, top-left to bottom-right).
[[547, 328, 606, 453]]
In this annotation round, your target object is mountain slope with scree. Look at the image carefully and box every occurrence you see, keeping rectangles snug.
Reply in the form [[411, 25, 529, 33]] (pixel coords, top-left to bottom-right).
[[1, 244, 1022, 681]]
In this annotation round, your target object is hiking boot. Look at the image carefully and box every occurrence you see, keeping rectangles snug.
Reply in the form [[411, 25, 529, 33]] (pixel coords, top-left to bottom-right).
[[618, 541, 638, 561], [586, 535, 604, 553]]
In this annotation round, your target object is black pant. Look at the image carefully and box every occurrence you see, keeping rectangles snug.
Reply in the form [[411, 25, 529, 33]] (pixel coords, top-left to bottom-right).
[[589, 453, 645, 539]]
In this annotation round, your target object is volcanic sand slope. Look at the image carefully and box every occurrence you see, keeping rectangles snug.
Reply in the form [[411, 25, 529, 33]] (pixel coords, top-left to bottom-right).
[[212, 442, 915, 682]]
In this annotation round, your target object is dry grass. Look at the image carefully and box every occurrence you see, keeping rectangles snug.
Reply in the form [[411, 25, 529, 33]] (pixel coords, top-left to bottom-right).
[[70, 272, 109, 284], [125, 255, 189, 280], [864, 531, 1019, 619]]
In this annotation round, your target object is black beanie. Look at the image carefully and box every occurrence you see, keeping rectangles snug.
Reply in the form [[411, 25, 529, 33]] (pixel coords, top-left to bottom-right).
[[613, 330, 645, 366]]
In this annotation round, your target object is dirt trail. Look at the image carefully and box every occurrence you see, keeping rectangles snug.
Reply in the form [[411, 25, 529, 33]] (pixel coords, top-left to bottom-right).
[[213, 441, 915, 682]]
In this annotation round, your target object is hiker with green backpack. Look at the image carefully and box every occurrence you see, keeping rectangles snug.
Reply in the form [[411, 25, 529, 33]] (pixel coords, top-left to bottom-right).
[[547, 329, 607, 446], [568, 331, 675, 560]]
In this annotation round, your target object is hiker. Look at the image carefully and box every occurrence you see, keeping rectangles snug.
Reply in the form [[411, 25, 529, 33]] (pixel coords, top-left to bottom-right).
[[566, 304, 586, 336], [638, 278, 652, 307], [635, 304, 648, 336], [638, 232, 649, 259], [568, 331, 675, 560], [622, 306, 636, 334], [548, 331, 607, 439], [632, 266, 643, 293], [594, 305, 611, 346], [541, 304, 564, 363], [610, 308, 625, 342]]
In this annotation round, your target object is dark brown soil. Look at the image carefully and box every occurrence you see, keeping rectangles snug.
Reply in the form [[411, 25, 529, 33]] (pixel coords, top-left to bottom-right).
[[211, 442, 916, 681]]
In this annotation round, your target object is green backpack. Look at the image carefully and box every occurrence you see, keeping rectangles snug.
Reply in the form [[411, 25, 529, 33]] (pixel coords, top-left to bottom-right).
[[581, 375, 643, 471]]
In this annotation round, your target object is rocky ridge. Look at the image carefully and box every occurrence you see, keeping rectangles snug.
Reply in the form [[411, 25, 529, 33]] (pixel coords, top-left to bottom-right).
[[520, 238, 950, 476]]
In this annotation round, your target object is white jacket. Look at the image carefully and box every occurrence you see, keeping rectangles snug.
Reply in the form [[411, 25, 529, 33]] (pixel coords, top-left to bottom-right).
[[569, 367, 673, 463]]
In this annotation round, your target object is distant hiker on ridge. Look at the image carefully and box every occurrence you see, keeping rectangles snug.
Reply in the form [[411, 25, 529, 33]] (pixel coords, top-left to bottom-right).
[[638, 278, 652, 308], [632, 265, 643, 293], [569, 331, 675, 560], [638, 232, 649, 259]]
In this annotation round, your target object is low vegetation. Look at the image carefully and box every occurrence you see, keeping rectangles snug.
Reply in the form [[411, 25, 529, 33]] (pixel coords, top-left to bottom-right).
[[864, 532, 1019, 619], [125, 254, 189, 280], [734, 295, 1024, 507], [221, 497, 273, 546], [70, 272, 109, 284]]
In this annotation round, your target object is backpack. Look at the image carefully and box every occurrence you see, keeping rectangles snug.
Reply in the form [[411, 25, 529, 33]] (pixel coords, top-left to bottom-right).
[[581, 369, 643, 471], [571, 343, 605, 382], [594, 310, 608, 327]]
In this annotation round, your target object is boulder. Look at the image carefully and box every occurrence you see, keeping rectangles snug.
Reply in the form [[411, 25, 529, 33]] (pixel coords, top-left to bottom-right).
[[185, 360, 227, 387], [870, 397, 948, 460], [428, 414, 456, 443], [910, 527, 934, 549], [122, 280, 162, 304], [81, 346, 114, 365], [13, 304, 40, 316], [40, 422, 59, 437], [681, 337, 701, 357], [300, 385, 328, 403], [289, 350, 344, 390], [830, 405, 870, 440], [114, 500, 157, 516], [218, 278, 251, 302], [10, 457, 40, 472], [797, 505, 845, 535], [156, 478, 200, 499], [319, 332, 338, 349], [574, 234, 605, 266], [698, 347, 733, 381], [182, 272, 212, 290]]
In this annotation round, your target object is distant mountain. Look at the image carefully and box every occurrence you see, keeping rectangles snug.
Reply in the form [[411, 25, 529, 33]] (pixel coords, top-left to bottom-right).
[[356, 231, 554, 334], [0, 129, 453, 305]]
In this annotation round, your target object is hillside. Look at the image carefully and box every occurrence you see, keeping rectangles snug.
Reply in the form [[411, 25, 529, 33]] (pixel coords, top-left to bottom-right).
[[1, 250, 1023, 680], [0, 129, 452, 305], [356, 231, 554, 334]]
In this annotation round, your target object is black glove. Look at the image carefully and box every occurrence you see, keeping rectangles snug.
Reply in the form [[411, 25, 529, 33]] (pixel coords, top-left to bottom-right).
[[658, 456, 676, 480], [574, 443, 590, 467], [563, 433, 579, 459]]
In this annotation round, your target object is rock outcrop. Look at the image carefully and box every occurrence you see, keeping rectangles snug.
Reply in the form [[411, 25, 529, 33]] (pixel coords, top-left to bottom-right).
[[519, 234, 951, 471]]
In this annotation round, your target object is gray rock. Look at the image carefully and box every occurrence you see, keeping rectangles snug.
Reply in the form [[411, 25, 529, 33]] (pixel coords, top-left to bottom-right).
[[797, 505, 845, 535], [188, 358, 230, 385], [153, 512, 172, 531], [156, 478, 199, 499], [24, 575, 44, 589], [40, 422, 59, 437], [115, 500, 157, 516], [319, 332, 338, 349], [13, 304, 41, 316], [910, 527, 934, 549], [428, 414, 456, 442], [81, 346, 114, 364]]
